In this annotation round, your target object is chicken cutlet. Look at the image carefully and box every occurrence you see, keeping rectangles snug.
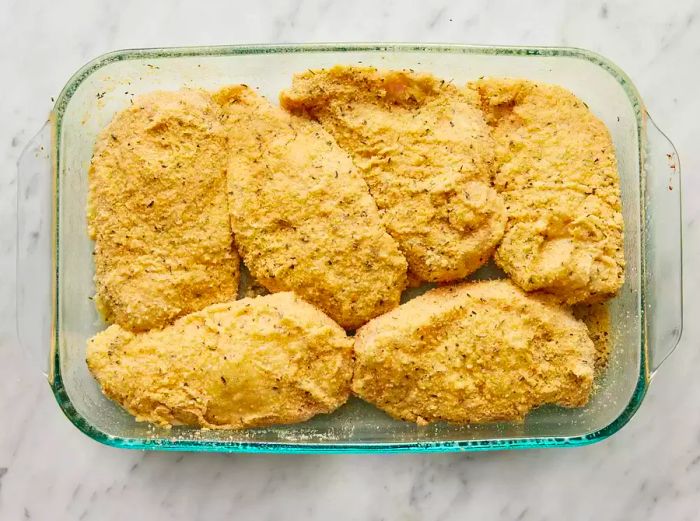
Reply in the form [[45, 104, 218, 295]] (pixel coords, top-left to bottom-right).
[[573, 302, 611, 372], [470, 78, 624, 304], [352, 280, 595, 425], [88, 90, 239, 331], [280, 66, 506, 282], [214, 85, 407, 329], [86, 292, 353, 429]]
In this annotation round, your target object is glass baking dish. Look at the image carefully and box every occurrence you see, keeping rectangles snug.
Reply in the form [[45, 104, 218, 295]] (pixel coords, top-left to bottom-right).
[[16, 43, 683, 453]]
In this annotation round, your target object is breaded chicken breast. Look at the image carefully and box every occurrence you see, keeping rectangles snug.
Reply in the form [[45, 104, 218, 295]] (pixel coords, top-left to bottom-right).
[[352, 280, 595, 425], [573, 302, 611, 372], [88, 90, 239, 331], [214, 85, 407, 329], [471, 78, 624, 304], [280, 66, 506, 282], [86, 293, 353, 429]]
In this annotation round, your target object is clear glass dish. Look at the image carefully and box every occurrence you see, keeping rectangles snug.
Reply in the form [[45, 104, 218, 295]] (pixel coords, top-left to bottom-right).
[[16, 43, 683, 453]]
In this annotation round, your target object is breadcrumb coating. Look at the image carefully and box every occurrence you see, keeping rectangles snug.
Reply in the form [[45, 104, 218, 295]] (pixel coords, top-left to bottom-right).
[[352, 280, 595, 424], [215, 85, 407, 329], [87, 90, 239, 331], [87, 293, 353, 429], [281, 66, 506, 282], [470, 78, 624, 304]]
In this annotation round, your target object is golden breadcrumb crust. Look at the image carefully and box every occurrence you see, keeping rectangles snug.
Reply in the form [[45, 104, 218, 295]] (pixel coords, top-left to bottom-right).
[[86, 293, 353, 429], [215, 85, 407, 329], [470, 78, 624, 304], [573, 302, 611, 372], [352, 280, 595, 424], [281, 66, 506, 282], [87, 90, 239, 331]]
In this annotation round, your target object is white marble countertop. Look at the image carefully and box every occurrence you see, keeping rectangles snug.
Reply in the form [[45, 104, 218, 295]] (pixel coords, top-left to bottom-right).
[[2, 0, 699, 519]]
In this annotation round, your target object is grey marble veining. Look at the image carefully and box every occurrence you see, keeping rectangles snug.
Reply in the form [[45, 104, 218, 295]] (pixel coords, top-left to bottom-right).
[[1, 0, 700, 519]]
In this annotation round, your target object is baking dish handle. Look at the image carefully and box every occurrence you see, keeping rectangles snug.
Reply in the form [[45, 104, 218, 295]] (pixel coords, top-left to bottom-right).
[[16, 121, 53, 377], [644, 114, 683, 376]]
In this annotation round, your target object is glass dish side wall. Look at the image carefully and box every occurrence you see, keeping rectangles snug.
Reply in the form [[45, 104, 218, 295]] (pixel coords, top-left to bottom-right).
[[50, 45, 646, 452]]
